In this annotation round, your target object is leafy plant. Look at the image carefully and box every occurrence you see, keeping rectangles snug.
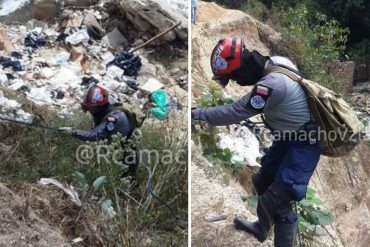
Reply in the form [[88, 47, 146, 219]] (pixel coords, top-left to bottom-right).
[[297, 187, 333, 240], [197, 81, 234, 108]]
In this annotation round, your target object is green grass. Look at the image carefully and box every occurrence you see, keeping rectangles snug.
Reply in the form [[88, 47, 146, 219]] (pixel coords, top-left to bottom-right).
[[0, 91, 188, 246]]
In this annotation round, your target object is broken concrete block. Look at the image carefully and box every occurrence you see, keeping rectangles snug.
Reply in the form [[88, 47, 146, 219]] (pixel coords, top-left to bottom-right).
[[70, 46, 85, 62], [101, 27, 128, 49], [140, 78, 164, 93], [119, 0, 188, 42]]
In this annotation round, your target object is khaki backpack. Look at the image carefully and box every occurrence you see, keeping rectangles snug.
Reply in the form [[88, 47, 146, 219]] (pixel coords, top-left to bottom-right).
[[263, 66, 365, 157], [110, 103, 146, 129]]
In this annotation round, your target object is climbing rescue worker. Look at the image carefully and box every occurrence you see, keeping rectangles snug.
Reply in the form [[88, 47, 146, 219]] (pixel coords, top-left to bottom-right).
[[192, 37, 322, 246], [59, 84, 138, 177]]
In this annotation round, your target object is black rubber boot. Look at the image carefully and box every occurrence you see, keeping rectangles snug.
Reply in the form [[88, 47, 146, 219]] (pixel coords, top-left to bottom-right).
[[234, 196, 272, 242], [274, 222, 297, 247], [234, 218, 268, 242]]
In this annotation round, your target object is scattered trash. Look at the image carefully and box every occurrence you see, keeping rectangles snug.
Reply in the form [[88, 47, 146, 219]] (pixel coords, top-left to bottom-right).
[[27, 87, 53, 104], [81, 76, 99, 88], [86, 24, 104, 40], [6, 73, 14, 80], [70, 46, 85, 62], [217, 126, 262, 166], [71, 237, 84, 245], [0, 90, 20, 111], [150, 90, 168, 120], [106, 65, 124, 79], [61, 15, 84, 29], [102, 27, 128, 49], [39, 178, 82, 207], [140, 78, 164, 93], [65, 29, 90, 45], [50, 89, 65, 99], [11, 51, 22, 59], [206, 215, 228, 222], [24, 32, 46, 49], [56, 33, 69, 42], [107, 51, 142, 77], [9, 80, 26, 91], [0, 73, 7, 83], [0, 56, 23, 71]]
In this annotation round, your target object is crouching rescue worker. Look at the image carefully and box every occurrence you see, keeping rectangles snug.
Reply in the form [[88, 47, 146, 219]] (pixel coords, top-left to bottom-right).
[[192, 38, 322, 246], [59, 84, 139, 177]]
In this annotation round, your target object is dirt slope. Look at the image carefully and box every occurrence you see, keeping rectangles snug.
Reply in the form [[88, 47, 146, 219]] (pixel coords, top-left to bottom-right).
[[191, 2, 370, 246], [0, 183, 69, 247], [191, 143, 273, 247]]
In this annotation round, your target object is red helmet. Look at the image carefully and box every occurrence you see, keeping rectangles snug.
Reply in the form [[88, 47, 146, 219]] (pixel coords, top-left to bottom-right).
[[210, 37, 244, 86], [81, 84, 109, 112]]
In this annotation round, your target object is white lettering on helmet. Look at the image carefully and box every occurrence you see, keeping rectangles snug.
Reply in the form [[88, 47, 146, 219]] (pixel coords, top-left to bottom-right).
[[212, 45, 227, 71], [92, 88, 103, 104]]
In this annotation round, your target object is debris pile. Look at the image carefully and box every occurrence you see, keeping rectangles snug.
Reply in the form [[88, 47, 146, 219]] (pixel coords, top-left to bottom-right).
[[0, 0, 188, 122]]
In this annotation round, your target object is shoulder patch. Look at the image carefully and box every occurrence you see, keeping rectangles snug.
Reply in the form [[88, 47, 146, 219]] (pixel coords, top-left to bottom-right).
[[106, 122, 115, 132], [250, 95, 266, 109], [246, 84, 273, 112]]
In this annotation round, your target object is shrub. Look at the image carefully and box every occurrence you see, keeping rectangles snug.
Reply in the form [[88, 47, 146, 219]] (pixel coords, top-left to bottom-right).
[[279, 5, 349, 92]]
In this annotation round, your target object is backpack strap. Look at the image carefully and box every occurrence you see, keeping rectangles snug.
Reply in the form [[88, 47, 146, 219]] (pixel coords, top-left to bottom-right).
[[263, 66, 318, 123], [263, 65, 302, 82], [107, 105, 138, 130]]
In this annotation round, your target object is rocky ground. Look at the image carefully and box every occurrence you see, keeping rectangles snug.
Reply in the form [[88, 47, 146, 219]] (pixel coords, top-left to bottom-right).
[[191, 2, 370, 247]]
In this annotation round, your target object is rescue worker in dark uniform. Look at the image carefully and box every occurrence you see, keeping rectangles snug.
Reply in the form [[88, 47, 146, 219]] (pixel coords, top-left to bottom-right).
[[192, 38, 322, 246], [59, 84, 138, 177]]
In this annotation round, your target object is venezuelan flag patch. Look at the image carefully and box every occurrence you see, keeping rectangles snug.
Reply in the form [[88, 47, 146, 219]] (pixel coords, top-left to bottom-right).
[[256, 85, 269, 95]]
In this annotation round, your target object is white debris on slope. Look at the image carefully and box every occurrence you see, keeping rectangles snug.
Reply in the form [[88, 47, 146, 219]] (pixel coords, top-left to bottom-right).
[[0, 90, 32, 121], [217, 126, 261, 166]]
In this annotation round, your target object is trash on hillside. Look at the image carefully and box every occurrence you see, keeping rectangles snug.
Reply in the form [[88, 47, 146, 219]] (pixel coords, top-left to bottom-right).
[[217, 126, 262, 166], [65, 29, 90, 45], [107, 51, 142, 77], [70, 46, 85, 62], [106, 65, 124, 79], [150, 90, 168, 120], [81, 76, 99, 88], [102, 27, 128, 49], [0, 56, 23, 71], [25, 32, 46, 49], [206, 215, 228, 222], [0, 73, 7, 83], [39, 178, 82, 207], [61, 15, 84, 29], [140, 78, 164, 93], [50, 89, 65, 99], [11, 51, 22, 59]]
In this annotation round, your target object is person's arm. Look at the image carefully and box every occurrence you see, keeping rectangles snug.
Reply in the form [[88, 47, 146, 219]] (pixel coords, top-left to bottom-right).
[[73, 119, 112, 141], [192, 75, 286, 126], [192, 92, 257, 126], [73, 112, 124, 141]]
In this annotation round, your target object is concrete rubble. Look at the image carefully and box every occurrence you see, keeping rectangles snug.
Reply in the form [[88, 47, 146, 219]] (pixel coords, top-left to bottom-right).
[[0, 0, 188, 123]]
